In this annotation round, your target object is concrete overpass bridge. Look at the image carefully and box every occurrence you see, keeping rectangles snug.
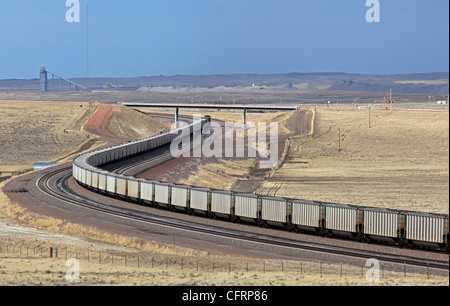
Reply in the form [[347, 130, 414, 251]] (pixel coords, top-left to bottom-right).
[[118, 102, 299, 127]]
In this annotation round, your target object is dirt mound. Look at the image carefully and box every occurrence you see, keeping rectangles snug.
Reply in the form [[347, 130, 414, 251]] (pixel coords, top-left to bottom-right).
[[86, 105, 169, 142]]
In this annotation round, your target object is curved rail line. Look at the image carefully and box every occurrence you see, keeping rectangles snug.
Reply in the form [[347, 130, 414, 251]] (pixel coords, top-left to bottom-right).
[[37, 166, 449, 271], [107, 121, 226, 176]]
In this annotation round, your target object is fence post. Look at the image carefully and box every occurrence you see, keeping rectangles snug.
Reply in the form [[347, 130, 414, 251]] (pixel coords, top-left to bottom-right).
[[320, 262, 322, 278]]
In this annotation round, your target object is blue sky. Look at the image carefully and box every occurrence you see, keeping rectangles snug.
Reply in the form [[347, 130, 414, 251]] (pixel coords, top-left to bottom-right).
[[0, 0, 448, 79]]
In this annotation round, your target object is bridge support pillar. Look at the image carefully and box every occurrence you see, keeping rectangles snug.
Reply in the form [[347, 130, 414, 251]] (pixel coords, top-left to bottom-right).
[[242, 109, 247, 129], [175, 107, 179, 128]]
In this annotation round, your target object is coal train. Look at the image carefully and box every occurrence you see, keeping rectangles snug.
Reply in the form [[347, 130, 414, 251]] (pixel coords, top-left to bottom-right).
[[72, 116, 449, 252]]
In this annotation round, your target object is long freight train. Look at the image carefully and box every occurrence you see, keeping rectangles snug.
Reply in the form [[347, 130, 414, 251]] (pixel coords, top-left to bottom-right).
[[72, 117, 449, 252]]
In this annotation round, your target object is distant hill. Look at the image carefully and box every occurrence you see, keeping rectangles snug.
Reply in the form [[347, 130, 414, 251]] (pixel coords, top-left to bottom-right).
[[328, 79, 449, 95], [0, 72, 448, 95]]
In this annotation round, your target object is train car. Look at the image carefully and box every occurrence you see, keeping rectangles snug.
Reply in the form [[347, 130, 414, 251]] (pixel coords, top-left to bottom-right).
[[79, 167, 87, 186], [170, 184, 190, 212], [290, 199, 321, 233], [106, 174, 116, 195], [91, 170, 99, 189], [260, 196, 289, 227], [140, 180, 155, 205], [362, 207, 401, 243], [210, 190, 234, 220], [126, 178, 141, 201], [404, 212, 448, 250], [72, 164, 80, 182], [116, 176, 128, 198], [85, 168, 93, 187], [323, 203, 360, 237], [234, 193, 260, 224], [190, 187, 211, 216], [154, 182, 171, 208], [98, 172, 107, 193]]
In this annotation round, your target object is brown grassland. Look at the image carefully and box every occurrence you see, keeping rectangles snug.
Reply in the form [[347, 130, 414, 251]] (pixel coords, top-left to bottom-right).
[[257, 108, 449, 214]]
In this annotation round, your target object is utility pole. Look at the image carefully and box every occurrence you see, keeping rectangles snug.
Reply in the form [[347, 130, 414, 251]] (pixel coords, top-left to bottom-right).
[[369, 103, 372, 128], [338, 128, 341, 151], [389, 88, 392, 112]]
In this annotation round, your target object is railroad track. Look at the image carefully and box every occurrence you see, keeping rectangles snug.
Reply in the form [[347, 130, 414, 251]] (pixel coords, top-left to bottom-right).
[[37, 166, 449, 272]]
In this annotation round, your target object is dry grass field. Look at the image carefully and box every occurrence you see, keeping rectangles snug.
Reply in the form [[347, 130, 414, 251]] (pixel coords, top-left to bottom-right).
[[0, 101, 98, 174], [1, 251, 447, 286], [257, 107, 449, 214]]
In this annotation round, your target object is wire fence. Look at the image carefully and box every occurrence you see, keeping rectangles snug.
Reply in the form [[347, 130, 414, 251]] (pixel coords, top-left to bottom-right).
[[0, 243, 448, 282]]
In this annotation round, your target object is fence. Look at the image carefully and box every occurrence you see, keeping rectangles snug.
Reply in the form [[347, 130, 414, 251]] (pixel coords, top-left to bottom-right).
[[1, 242, 447, 283]]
